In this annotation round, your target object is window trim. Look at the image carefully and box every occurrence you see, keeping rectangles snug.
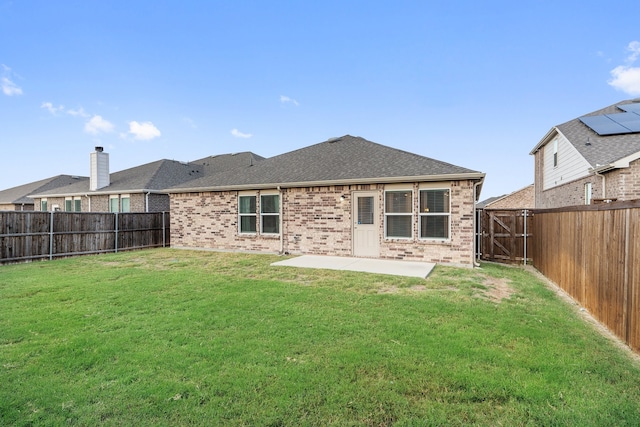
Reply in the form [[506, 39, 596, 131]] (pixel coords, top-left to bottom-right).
[[419, 187, 451, 240], [585, 182, 592, 205], [260, 192, 280, 235], [553, 139, 558, 168], [238, 193, 257, 234], [109, 195, 119, 213], [41, 199, 48, 212], [120, 194, 130, 213], [384, 188, 414, 239]]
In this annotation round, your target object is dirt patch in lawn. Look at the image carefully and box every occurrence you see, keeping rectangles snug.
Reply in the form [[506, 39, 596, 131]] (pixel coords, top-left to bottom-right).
[[476, 276, 516, 303]]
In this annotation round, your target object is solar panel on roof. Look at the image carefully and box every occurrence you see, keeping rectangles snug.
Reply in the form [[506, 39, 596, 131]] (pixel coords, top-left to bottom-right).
[[580, 115, 633, 135], [617, 103, 640, 114], [610, 112, 640, 132]]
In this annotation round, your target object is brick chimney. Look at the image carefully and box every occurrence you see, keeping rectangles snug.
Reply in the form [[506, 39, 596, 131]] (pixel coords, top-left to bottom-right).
[[90, 146, 110, 190]]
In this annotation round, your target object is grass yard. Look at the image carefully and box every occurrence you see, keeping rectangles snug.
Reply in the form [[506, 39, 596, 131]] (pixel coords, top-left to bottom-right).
[[1, 249, 640, 426]]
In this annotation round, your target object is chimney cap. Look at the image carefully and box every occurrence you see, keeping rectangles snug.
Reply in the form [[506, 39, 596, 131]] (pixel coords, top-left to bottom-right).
[[95, 146, 104, 152]]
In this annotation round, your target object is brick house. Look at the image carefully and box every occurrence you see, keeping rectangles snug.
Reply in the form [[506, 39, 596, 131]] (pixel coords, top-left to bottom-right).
[[481, 184, 534, 210], [0, 175, 86, 211], [530, 99, 640, 208], [30, 147, 264, 213], [166, 135, 485, 267]]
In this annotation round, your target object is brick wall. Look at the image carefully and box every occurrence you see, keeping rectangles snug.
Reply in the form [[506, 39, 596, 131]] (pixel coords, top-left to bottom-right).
[[535, 151, 640, 208], [170, 180, 478, 267], [485, 185, 534, 209]]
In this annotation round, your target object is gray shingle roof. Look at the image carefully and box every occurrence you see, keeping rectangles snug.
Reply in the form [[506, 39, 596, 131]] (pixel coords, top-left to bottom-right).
[[167, 135, 483, 192], [31, 152, 263, 197], [535, 99, 640, 167], [0, 175, 87, 205]]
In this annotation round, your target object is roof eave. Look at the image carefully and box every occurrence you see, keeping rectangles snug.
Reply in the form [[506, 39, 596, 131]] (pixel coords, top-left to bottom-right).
[[29, 189, 168, 198], [165, 172, 486, 194], [530, 127, 559, 155]]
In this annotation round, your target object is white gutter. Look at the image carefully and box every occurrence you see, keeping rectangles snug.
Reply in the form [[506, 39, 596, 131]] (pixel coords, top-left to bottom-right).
[[472, 177, 484, 268], [165, 172, 486, 194], [277, 186, 284, 254]]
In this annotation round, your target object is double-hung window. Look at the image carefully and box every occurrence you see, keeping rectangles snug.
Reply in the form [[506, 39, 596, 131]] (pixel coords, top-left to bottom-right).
[[419, 189, 450, 239], [109, 196, 119, 213], [121, 195, 130, 213], [385, 190, 413, 238], [260, 194, 280, 234], [65, 197, 82, 212], [239, 195, 257, 233], [41, 199, 48, 211]]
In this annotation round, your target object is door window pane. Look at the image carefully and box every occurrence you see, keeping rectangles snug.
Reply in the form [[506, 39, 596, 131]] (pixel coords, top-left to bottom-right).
[[357, 196, 374, 224]]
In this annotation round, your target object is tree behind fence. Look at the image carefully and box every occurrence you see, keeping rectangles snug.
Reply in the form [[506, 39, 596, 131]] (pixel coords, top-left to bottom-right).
[[531, 202, 640, 353], [0, 211, 170, 264]]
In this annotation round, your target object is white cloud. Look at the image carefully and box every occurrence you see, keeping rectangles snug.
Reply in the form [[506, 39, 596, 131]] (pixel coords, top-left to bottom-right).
[[280, 95, 299, 106], [41, 101, 64, 115], [231, 128, 252, 138], [1, 76, 22, 96], [608, 41, 640, 96], [128, 121, 161, 140], [67, 107, 90, 118], [85, 115, 115, 134]]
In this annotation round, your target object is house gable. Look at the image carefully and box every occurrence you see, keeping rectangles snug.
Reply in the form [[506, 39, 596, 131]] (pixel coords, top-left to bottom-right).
[[541, 130, 592, 190]]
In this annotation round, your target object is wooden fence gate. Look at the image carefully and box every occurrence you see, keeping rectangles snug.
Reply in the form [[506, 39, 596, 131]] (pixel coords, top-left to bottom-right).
[[480, 209, 533, 264]]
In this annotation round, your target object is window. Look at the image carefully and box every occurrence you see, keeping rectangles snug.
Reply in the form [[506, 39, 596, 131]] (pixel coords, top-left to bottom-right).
[[121, 195, 130, 213], [385, 190, 412, 238], [41, 199, 48, 211], [260, 194, 279, 234], [65, 197, 82, 212], [357, 196, 374, 225], [420, 189, 450, 239], [239, 195, 257, 233], [553, 139, 558, 167], [585, 183, 592, 205], [109, 196, 119, 213]]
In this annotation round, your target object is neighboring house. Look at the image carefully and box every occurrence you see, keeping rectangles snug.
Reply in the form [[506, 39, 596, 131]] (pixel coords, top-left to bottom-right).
[[30, 147, 264, 213], [482, 184, 534, 210], [0, 175, 86, 211], [530, 99, 640, 208], [166, 135, 485, 267]]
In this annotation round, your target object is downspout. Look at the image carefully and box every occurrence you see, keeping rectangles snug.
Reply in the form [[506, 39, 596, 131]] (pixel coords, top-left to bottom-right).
[[277, 186, 284, 254], [594, 170, 606, 199], [85, 195, 91, 212], [145, 191, 151, 212], [472, 178, 484, 267]]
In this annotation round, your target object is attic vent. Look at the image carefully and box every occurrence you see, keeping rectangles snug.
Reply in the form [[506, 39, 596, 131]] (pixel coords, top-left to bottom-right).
[[327, 137, 341, 143]]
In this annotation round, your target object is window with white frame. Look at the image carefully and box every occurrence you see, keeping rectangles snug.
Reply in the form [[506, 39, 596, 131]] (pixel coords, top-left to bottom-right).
[[553, 139, 558, 167], [109, 196, 119, 213], [64, 197, 82, 212], [419, 189, 450, 239], [260, 194, 279, 234], [41, 199, 48, 211], [121, 195, 130, 213], [385, 190, 413, 238], [585, 183, 592, 205], [239, 194, 257, 233]]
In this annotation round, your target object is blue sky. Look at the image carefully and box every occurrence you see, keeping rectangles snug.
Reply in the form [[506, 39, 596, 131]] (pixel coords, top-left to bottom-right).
[[1, 1, 639, 199]]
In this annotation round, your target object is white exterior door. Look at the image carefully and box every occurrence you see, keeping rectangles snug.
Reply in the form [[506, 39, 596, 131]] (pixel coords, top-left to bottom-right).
[[352, 192, 379, 257]]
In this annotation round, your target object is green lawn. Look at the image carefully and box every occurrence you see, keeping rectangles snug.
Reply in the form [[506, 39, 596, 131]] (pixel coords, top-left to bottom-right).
[[1, 249, 640, 426]]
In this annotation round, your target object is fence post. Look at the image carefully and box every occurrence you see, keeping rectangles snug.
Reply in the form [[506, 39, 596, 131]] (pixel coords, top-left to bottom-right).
[[523, 209, 527, 266], [162, 211, 166, 248], [49, 211, 54, 261], [115, 212, 119, 253]]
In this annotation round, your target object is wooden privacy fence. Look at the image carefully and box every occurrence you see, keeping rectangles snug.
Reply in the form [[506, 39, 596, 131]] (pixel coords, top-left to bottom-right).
[[531, 201, 640, 353], [480, 209, 533, 264], [0, 211, 170, 264]]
